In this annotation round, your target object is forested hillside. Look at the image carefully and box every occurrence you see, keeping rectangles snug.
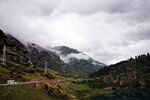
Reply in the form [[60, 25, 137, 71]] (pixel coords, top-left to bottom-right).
[[89, 53, 150, 91]]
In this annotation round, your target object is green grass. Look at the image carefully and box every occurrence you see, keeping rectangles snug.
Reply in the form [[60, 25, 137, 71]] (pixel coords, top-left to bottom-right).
[[0, 85, 60, 100], [67, 83, 92, 99], [23, 72, 44, 80], [48, 69, 64, 79], [0, 65, 10, 83], [66, 83, 114, 100], [69, 83, 91, 91], [87, 89, 113, 96]]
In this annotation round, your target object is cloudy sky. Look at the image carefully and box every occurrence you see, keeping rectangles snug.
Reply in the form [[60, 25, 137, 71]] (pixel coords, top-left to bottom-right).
[[0, 0, 150, 64]]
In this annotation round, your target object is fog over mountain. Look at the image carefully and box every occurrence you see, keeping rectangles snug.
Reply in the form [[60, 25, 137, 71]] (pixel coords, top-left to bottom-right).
[[0, 0, 150, 64]]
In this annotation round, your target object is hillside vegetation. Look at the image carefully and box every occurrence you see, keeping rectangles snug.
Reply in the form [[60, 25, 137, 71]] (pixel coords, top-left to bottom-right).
[[89, 53, 150, 91], [0, 29, 150, 100]]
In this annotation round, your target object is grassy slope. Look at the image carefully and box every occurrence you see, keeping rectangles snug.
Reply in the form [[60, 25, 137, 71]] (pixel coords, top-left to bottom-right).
[[0, 63, 113, 100], [0, 64, 70, 100], [0, 85, 59, 100]]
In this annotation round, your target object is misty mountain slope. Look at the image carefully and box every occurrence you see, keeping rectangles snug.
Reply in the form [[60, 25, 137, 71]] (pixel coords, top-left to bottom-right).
[[27, 43, 83, 75], [0, 29, 64, 74], [0, 29, 32, 67], [52, 46, 80, 55], [49, 46, 106, 74], [0, 29, 79, 75], [0, 29, 106, 75], [0, 29, 40, 84], [27, 43, 64, 72]]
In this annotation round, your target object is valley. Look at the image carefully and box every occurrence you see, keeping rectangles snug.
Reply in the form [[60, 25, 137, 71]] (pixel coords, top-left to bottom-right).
[[0, 29, 150, 100]]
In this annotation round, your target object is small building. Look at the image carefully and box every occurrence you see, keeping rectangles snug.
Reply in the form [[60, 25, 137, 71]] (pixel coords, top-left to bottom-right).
[[7, 80, 15, 84], [104, 75, 113, 83]]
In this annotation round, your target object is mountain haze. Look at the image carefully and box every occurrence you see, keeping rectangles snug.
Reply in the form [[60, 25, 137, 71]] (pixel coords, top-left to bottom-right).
[[0, 29, 105, 75], [49, 46, 106, 73], [0, 29, 150, 100]]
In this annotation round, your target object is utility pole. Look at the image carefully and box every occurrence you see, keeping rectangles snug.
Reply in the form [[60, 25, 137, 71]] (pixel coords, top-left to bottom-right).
[[2, 45, 6, 65], [44, 61, 48, 74]]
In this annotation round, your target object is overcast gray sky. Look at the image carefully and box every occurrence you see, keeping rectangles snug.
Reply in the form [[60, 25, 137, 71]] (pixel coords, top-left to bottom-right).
[[0, 0, 150, 64]]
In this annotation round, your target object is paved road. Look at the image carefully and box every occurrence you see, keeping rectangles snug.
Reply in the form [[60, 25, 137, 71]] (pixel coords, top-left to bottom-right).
[[0, 81, 41, 86]]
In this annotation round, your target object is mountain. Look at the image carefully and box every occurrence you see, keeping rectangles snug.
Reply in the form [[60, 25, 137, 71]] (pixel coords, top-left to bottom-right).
[[0, 29, 105, 76], [0, 29, 80, 100], [0, 29, 149, 100], [0, 30, 31, 66], [27, 43, 66, 73], [89, 53, 150, 91], [49, 46, 106, 74], [0, 29, 33, 68], [0, 29, 107, 99], [27, 43, 88, 78], [0, 29, 40, 84]]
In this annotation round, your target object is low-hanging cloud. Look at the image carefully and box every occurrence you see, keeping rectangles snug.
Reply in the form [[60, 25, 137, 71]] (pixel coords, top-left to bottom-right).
[[59, 53, 90, 63], [0, 0, 150, 64]]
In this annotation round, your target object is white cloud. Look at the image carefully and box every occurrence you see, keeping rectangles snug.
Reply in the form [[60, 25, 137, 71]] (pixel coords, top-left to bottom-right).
[[0, 0, 150, 64], [59, 53, 90, 63]]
